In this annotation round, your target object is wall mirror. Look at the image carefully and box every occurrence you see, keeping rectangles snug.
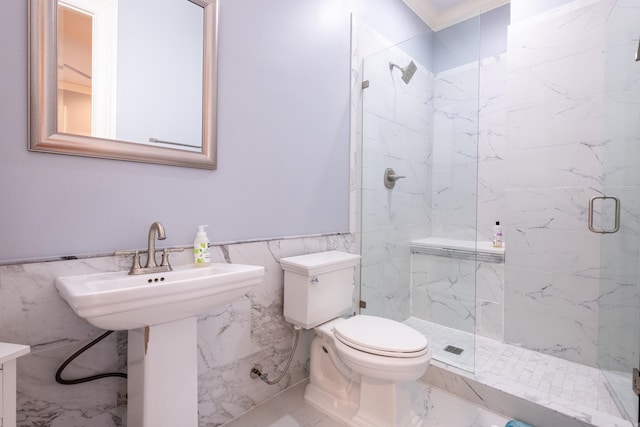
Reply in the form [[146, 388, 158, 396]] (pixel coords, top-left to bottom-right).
[[28, 0, 218, 170]]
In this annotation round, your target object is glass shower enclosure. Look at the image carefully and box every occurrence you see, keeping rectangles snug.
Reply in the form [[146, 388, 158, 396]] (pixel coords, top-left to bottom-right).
[[359, 15, 483, 373], [357, 1, 640, 424]]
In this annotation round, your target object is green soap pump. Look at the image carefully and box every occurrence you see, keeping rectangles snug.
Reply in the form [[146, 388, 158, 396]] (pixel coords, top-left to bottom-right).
[[193, 225, 211, 265]]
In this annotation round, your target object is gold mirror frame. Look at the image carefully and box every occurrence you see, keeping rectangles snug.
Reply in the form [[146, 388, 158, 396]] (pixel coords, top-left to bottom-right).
[[28, 0, 218, 170]]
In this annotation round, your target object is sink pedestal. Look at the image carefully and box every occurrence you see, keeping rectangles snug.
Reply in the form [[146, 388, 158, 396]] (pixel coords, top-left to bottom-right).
[[127, 317, 198, 427]]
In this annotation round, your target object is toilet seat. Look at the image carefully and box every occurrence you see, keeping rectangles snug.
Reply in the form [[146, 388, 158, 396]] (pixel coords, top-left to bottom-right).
[[333, 315, 429, 358]]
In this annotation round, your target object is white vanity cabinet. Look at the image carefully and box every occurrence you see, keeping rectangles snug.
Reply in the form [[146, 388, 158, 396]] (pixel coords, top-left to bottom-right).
[[0, 343, 30, 427]]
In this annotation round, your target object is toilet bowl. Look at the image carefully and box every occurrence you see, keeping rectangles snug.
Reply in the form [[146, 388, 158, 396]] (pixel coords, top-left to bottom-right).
[[306, 316, 430, 427], [281, 251, 430, 427], [332, 315, 430, 381]]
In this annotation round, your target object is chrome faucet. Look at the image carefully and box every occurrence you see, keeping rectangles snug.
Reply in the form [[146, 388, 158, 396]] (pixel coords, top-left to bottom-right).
[[145, 221, 166, 268]]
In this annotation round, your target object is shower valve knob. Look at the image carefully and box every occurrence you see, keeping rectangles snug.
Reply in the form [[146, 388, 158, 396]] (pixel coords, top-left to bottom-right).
[[384, 168, 406, 189]]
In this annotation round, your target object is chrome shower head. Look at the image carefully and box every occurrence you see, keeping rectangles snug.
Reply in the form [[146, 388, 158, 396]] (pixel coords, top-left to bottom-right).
[[401, 61, 417, 84], [389, 60, 417, 84]]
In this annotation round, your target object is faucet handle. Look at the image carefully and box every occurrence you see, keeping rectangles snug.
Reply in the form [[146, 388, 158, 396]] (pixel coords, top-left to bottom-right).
[[114, 250, 143, 274], [160, 248, 184, 268], [131, 251, 142, 270], [115, 250, 145, 256]]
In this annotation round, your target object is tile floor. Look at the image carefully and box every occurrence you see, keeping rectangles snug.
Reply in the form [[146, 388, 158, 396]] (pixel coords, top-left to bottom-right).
[[404, 317, 630, 420], [225, 318, 636, 427], [223, 380, 512, 427]]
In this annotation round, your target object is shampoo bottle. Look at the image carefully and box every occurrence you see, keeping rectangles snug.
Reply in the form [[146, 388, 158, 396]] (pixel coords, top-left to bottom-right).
[[193, 225, 211, 265], [493, 221, 503, 248]]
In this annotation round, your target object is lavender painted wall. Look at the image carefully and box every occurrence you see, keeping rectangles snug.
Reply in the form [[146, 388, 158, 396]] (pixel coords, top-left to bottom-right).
[[0, 0, 429, 263]]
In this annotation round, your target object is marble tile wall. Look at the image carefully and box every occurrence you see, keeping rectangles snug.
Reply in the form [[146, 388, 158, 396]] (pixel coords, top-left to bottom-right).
[[431, 61, 480, 242], [411, 254, 476, 334], [504, 0, 640, 367], [422, 52, 507, 341], [0, 234, 355, 426], [411, 253, 505, 341], [477, 54, 508, 245], [475, 261, 505, 341], [475, 50, 508, 342]]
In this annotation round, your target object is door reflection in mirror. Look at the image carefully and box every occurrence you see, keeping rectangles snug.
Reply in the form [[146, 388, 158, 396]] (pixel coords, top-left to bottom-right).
[[57, 4, 93, 136]]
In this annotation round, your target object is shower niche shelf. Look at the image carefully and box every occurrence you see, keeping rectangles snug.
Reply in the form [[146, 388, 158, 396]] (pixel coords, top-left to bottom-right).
[[410, 237, 504, 263]]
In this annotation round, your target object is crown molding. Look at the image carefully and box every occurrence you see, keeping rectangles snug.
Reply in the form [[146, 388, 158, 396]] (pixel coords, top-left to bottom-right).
[[402, 0, 509, 31], [401, 0, 439, 29]]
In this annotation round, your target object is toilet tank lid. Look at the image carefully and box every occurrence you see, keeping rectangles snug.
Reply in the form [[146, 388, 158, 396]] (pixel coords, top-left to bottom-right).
[[280, 251, 361, 275]]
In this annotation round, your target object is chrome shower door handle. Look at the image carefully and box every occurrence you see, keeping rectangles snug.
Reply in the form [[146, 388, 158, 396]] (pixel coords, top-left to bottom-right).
[[588, 195, 620, 234]]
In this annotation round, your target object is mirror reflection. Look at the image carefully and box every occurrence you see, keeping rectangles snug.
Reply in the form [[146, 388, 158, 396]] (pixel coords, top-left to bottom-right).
[[56, 0, 204, 151]]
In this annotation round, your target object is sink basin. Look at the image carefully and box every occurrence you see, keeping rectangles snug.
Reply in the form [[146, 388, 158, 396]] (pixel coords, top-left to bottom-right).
[[55, 263, 264, 330]]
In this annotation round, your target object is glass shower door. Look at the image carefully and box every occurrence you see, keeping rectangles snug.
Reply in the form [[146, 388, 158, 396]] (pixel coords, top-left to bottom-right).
[[359, 18, 481, 373], [597, 1, 640, 423], [359, 36, 433, 323]]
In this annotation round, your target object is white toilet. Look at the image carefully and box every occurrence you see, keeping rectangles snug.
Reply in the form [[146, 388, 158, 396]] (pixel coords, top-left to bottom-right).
[[281, 251, 431, 427]]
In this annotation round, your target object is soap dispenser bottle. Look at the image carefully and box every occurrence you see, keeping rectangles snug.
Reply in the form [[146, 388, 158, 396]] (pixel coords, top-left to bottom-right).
[[193, 225, 211, 265]]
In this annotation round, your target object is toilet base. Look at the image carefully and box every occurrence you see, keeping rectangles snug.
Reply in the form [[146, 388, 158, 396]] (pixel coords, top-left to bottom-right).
[[353, 377, 423, 427], [305, 336, 424, 427], [304, 382, 359, 423], [305, 381, 424, 427]]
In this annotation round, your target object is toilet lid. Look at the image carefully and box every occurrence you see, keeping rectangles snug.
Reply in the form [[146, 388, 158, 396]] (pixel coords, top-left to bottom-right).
[[333, 316, 428, 358]]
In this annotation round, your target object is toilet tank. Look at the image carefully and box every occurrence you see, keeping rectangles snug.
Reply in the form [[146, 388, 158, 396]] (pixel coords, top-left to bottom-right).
[[281, 251, 361, 329]]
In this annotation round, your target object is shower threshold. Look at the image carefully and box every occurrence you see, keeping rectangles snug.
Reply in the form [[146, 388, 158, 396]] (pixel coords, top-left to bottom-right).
[[404, 317, 634, 427]]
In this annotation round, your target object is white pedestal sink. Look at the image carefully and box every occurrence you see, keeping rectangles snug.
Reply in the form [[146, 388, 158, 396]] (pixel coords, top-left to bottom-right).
[[128, 317, 198, 426], [55, 263, 264, 427]]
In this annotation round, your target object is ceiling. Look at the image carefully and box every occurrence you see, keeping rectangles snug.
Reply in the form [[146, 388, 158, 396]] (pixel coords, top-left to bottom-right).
[[402, 0, 509, 31]]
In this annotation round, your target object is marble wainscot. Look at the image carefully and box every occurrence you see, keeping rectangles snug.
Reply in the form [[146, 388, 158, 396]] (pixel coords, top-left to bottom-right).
[[0, 233, 355, 427]]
